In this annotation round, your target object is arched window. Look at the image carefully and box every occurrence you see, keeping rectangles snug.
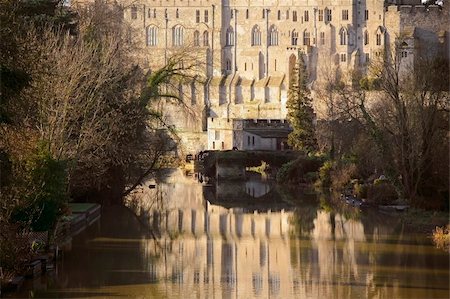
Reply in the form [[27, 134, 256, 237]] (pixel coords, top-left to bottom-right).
[[339, 28, 347, 45], [203, 30, 209, 46], [364, 30, 369, 45], [291, 30, 298, 46], [146, 26, 158, 46], [194, 30, 200, 46], [176, 9, 179, 18], [226, 27, 234, 46], [376, 27, 384, 46], [303, 30, 310, 46], [251, 26, 261, 46], [269, 26, 278, 46], [226, 59, 232, 71], [173, 25, 184, 46], [131, 6, 137, 20]]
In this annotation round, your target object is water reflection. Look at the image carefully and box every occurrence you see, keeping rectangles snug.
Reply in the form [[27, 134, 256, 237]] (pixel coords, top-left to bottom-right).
[[19, 169, 449, 299]]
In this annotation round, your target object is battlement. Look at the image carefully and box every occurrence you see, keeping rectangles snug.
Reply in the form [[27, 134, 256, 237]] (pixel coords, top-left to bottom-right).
[[387, 4, 446, 13]]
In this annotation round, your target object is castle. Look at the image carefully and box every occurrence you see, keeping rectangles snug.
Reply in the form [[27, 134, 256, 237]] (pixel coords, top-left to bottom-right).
[[76, 1, 449, 153]]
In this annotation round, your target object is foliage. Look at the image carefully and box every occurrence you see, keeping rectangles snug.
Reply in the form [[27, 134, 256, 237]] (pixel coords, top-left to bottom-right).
[[0, 222, 32, 276], [366, 183, 398, 204], [432, 225, 450, 252], [276, 156, 323, 184], [286, 53, 318, 153], [316, 44, 449, 205], [317, 160, 333, 188], [330, 162, 358, 192], [11, 143, 68, 232]]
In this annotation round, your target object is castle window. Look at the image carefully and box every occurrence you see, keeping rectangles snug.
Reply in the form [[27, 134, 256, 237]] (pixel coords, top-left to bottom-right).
[[376, 33, 381, 45], [365, 53, 370, 63], [269, 26, 278, 46], [277, 10, 281, 20], [303, 30, 310, 46], [226, 27, 234, 46], [222, 142, 225, 149], [176, 9, 179, 18], [172, 25, 184, 47], [246, 9, 249, 19], [364, 30, 369, 45], [326, 9, 332, 22], [212, 141, 215, 149], [245, 63, 247, 71], [365, 10, 369, 21], [148, 8, 151, 18], [153, 9, 156, 18], [131, 6, 137, 20], [339, 28, 347, 45], [226, 59, 232, 71], [342, 9, 348, 21], [274, 59, 277, 71], [251, 26, 261, 46], [252, 136, 255, 146], [203, 31, 209, 46], [196, 10, 200, 23], [292, 11, 297, 22], [194, 30, 200, 46], [304, 10, 309, 22], [146, 26, 158, 46], [191, 81, 197, 105], [291, 30, 298, 45], [231, 10, 234, 19], [318, 9, 323, 21], [340, 53, 347, 62], [262, 9, 265, 19], [320, 32, 325, 45], [286, 10, 289, 20], [401, 51, 408, 58], [204, 10, 209, 22]]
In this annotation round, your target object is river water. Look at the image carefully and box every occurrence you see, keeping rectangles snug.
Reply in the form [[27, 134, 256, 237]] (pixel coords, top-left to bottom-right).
[[13, 169, 449, 299]]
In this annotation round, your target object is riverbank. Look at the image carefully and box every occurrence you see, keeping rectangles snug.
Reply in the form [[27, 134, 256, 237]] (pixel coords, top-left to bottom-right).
[[1, 203, 101, 296]]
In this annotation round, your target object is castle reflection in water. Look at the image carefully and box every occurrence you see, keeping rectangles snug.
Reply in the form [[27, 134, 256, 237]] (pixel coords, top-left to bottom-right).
[[126, 169, 449, 299]]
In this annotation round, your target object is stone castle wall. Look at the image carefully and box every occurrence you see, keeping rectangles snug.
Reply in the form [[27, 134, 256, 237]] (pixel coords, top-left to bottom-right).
[[73, 0, 449, 153]]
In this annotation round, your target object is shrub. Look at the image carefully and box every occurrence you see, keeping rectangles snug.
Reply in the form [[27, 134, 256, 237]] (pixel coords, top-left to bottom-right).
[[11, 143, 68, 233], [432, 225, 450, 251], [318, 160, 333, 187], [276, 156, 323, 184], [353, 182, 368, 199], [366, 183, 398, 204], [331, 163, 358, 191]]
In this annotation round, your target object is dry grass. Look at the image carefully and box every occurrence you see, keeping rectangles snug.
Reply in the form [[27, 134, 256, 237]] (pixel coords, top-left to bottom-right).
[[432, 224, 450, 252]]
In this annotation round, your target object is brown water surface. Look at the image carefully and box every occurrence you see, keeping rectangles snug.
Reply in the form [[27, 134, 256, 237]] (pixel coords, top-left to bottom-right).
[[12, 169, 450, 299]]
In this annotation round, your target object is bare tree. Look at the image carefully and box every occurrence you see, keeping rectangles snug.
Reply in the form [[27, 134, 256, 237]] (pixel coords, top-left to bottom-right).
[[321, 41, 449, 203]]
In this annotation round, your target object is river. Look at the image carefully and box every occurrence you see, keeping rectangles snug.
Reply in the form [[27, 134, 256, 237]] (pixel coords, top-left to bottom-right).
[[12, 169, 449, 298]]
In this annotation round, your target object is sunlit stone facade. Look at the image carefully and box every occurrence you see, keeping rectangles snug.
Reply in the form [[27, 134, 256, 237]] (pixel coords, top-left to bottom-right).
[[74, 1, 449, 153]]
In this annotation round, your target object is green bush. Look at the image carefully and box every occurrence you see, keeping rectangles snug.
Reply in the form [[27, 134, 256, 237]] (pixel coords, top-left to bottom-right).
[[276, 156, 323, 184], [11, 143, 68, 232], [276, 160, 296, 183], [318, 160, 333, 187]]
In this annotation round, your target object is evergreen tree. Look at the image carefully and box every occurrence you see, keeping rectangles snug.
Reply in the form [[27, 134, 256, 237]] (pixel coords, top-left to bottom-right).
[[286, 53, 317, 153]]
